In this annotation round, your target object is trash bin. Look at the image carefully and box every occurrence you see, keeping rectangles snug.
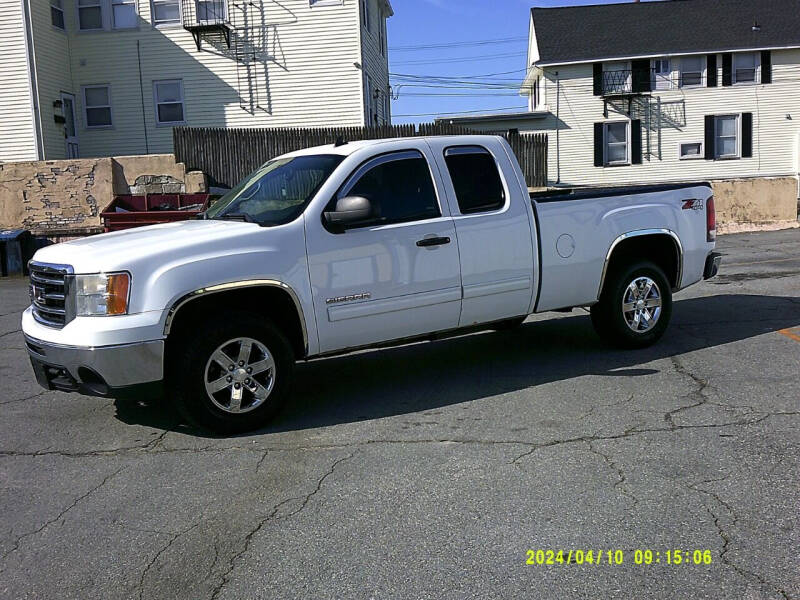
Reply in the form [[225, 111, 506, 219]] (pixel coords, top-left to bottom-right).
[[0, 229, 32, 277]]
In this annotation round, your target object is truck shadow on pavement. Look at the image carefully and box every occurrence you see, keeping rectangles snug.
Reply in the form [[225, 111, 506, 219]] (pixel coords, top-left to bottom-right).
[[113, 293, 800, 436]]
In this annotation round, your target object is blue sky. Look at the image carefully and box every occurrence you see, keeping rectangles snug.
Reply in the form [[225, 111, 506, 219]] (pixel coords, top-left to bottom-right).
[[387, 0, 657, 124]]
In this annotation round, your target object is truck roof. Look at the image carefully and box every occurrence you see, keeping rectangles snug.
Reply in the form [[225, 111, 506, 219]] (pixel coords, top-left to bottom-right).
[[278, 134, 504, 159]]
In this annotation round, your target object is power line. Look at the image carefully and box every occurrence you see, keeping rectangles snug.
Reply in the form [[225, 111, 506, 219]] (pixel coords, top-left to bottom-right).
[[389, 35, 527, 52], [390, 68, 528, 79], [393, 105, 529, 118], [391, 51, 527, 66]]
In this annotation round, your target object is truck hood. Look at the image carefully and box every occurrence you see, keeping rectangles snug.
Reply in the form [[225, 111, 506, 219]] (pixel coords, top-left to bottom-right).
[[32, 220, 262, 273]]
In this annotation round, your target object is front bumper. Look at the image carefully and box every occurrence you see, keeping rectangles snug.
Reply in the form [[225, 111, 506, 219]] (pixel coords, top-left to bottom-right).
[[25, 335, 164, 398], [704, 252, 722, 280]]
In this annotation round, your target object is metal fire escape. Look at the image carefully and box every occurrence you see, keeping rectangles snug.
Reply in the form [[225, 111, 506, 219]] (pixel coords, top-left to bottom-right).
[[182, 0, 269, 114], [599, 61, 686, 162]]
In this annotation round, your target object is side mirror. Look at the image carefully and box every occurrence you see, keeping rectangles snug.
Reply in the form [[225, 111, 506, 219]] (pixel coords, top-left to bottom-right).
[[323, 196, 374, 229]]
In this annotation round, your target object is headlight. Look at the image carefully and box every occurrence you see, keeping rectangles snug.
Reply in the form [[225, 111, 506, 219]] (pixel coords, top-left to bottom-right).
[[74, 272, 130, 316]]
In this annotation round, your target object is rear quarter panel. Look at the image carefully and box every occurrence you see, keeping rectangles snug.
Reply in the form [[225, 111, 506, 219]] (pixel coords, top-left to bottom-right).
[[534, 184, 714, 312]]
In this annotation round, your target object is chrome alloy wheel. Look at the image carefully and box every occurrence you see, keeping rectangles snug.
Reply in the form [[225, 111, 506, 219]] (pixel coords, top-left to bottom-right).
[[204, 337, 276, 414], [622, 276, 663, 333]]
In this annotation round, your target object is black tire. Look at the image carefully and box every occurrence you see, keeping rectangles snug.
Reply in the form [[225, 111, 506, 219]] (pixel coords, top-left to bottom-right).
[[168, 311, 294, 434], [591, 260, 673, 349], [492, 316, 527, 331]]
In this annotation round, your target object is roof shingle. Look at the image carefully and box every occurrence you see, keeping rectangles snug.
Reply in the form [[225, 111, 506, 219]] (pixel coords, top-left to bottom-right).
[[532, 0, 800, 65]]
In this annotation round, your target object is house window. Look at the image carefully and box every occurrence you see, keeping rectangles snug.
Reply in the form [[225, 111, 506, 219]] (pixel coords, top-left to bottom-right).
[[362, 0, 370, 32], [153, 80, 185, 124], [51, 0, 65, 29], [679, 142, 703, 160], [378, 15, 385, 55], [680, 56, 704, 87], [383, 93, 389, 124], [364, 74, 372, 126], [151, 0, 180, 24], [604, 122, 629, 166], [197, 0, 226, 22], [714, 115, 738, 158], [78, 0, 103, 30], [83, 85, 113, 128], [734, 53, 758, 84], [603, 61, 631, 94], [652, 58, 671, 90], [112, 0, 136, 28]]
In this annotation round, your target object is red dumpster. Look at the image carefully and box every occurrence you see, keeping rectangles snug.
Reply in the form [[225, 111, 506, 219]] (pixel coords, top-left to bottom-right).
[[101, 194, 211, 232]]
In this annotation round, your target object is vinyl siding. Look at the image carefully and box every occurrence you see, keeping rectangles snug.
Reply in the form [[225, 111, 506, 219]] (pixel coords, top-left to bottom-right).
[[0, 0, 38, 162], [532, 49, 800, 186], [29, 0, 73, 159], [359, 0, 390, 125], [66, 0, 367, 157]]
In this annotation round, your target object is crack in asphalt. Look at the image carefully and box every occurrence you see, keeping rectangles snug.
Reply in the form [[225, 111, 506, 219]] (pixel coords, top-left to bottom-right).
[[137, 521, 202, 600], [665, 356, 712, 428], [208, 451, 356, 600], [0, 329, 21, 341], [2, 410, 798, 462], [685, 477, 790, 600], [0, 467, 124, 569], [586, 440, 638, 506], [0, 390, 49, 406]]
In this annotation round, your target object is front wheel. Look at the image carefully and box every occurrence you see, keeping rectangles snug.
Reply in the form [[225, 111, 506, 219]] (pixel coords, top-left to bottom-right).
[[168, 312, 294, 434], [591, 261, 673, 348]]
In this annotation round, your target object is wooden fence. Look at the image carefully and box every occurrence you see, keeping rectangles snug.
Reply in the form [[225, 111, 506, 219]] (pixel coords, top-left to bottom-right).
[[173, 123, 547, 189]]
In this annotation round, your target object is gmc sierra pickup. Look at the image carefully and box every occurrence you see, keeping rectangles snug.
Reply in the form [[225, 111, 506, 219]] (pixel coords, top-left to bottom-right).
[[22, 135, 721, 432]]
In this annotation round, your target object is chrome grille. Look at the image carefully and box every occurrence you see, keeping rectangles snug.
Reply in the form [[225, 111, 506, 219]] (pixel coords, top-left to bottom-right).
[[29, 262, 74, 328]]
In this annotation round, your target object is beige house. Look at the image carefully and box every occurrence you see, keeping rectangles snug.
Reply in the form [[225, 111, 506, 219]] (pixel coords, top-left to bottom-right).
[[439, 0, 800, 221], [0, 0, 392, 163]]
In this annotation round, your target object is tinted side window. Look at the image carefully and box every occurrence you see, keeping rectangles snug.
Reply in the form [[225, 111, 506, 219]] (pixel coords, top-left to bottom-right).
[[347, 154, 439, 224], [444, 147, 505, 214]]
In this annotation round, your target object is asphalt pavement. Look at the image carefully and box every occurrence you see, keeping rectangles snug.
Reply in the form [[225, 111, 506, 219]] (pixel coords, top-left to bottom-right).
[[0, 229, 798, 599]]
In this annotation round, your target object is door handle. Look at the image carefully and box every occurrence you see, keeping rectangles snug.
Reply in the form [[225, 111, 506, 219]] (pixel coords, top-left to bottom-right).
[[416, 236, 451, 247]]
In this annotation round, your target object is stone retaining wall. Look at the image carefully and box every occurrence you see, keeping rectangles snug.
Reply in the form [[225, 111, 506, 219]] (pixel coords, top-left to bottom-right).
[[0, 154, 207, 234]]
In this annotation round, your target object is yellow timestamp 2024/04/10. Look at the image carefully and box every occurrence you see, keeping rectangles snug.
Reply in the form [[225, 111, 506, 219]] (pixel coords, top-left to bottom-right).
[[525, 549, 714, 566]]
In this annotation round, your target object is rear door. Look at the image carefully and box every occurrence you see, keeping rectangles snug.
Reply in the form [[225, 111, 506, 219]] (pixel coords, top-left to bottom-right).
[[306, 145, 462, 353], [429, 138, 535, 327]]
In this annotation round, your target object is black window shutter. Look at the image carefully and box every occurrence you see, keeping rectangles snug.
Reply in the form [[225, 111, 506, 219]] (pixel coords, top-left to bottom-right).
[[704, 115, 716, 159], [722, 54, 733, 86], [707, 54, 718, 87], [631, 119, 643, 164], [631, 59, 651, 93], [593, 63, 603, 96], [761, 50, 772, 84], [594, 123, 604, 166], [742, 112, 753, 157]]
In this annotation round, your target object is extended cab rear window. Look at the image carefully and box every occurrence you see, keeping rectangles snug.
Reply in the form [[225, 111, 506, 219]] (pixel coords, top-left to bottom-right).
[[443, 146, 506, 214]]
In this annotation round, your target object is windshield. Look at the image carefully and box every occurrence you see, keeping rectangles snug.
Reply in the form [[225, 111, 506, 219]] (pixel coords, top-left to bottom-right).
[[205, 154, 344, 226]]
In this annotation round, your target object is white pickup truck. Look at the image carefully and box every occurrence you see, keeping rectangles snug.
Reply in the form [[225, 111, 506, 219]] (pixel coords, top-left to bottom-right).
[[23, 135, 720, 432]]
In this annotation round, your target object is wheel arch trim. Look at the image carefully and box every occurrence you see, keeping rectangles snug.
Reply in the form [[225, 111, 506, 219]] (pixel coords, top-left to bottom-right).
[[597, 229, 683, 301], [163, 280, 309, 355]]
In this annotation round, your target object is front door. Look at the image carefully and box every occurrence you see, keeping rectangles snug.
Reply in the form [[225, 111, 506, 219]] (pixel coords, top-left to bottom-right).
[[61, 93, 78, 158], [306, 147, 462, 353]]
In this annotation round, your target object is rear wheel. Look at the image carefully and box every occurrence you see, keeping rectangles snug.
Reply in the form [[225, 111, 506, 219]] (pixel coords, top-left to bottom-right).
[[591, 261, 673, 348], [168, 312, 294, 434]]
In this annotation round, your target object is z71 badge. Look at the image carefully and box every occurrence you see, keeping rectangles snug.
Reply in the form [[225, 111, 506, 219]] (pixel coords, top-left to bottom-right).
[[682, 199, 704, 211]]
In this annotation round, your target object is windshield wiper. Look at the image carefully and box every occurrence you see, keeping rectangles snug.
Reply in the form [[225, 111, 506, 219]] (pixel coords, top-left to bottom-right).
[[214, 213, 254, 223]]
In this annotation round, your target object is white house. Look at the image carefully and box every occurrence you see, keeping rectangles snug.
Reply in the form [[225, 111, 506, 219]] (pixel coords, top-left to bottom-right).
[[440, 0, 800, 204], [0, 0, 392, 162]]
